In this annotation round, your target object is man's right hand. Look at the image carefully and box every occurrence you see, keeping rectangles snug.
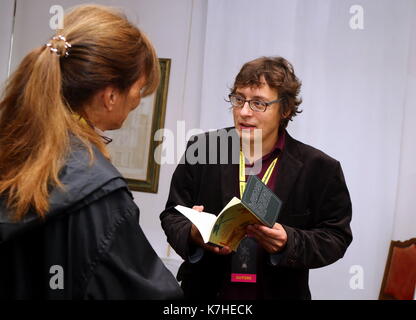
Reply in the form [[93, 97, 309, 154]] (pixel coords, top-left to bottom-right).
[[190, 205, 232, 255]]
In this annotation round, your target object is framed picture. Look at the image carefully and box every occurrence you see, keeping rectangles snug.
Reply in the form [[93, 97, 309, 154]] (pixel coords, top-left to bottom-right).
[[107, 58, 171, 193]]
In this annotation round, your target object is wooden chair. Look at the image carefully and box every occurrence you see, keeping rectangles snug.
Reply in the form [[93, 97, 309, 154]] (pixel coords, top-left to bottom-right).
[[379, 238, 416, 300]]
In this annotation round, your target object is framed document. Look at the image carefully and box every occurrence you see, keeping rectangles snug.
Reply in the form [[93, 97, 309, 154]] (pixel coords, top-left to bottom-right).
[[107, 58, 171, 193]]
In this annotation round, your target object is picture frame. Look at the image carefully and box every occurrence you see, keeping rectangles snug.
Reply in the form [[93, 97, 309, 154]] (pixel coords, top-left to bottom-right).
[[107, 58, 171, 193]]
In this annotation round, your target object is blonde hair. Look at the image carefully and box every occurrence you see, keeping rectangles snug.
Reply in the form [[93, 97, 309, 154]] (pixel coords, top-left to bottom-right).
[[0, 5, 159, 221]]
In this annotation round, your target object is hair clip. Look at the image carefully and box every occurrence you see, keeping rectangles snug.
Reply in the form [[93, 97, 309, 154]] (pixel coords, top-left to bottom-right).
[[46, 35, 72, 57]]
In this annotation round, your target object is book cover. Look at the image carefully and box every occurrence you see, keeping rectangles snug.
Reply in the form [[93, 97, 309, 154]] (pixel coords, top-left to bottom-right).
[[241, 174, 282, 228]]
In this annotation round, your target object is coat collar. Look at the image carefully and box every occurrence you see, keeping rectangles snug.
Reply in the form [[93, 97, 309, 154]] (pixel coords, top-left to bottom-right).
[[273, 131, 304, 205]]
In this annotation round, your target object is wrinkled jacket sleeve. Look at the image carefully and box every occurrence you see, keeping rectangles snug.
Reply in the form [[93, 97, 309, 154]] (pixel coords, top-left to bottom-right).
[[271, 161, 353, 269], [81, 190, 183, 300]]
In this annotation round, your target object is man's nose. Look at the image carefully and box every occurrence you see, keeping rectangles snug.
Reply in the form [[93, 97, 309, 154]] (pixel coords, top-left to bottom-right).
[[240, 101, 253, 116]]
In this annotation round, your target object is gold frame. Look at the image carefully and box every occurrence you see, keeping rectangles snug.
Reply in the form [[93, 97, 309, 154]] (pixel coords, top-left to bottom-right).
[[109, 58, 171, 193]]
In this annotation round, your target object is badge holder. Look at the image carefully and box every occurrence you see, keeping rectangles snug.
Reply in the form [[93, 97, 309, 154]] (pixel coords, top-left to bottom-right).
[[231, 236, 257, 283]]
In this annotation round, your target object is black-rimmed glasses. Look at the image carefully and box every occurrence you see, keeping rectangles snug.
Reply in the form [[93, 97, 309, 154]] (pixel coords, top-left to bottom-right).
[[228, 94, 282, 112]]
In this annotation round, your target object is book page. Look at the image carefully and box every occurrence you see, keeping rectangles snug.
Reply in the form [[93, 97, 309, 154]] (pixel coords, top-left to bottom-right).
[[174, 205, 217, 243], [209, 197, 262, 251]]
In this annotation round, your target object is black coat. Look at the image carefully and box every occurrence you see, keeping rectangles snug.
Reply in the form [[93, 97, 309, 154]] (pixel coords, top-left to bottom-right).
[[160, 128, 352, 299], [0, 143, 183, 300]]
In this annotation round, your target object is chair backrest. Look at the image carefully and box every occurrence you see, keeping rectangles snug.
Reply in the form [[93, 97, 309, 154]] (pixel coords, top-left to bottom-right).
[[379, 238, 416, 300]]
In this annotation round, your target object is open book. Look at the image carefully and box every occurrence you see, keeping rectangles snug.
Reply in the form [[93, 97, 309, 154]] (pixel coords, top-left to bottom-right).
[[174, 175, 282, 251]]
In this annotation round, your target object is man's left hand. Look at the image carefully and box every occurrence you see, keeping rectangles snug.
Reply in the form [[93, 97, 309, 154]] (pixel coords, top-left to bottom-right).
[[246, 223, 288, 254]]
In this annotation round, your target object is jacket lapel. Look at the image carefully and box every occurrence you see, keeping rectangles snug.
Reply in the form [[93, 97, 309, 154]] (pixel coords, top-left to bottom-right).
[[219, 162, 239, 207], [217, 128, 240, 207], [274, 132, 303, 205]]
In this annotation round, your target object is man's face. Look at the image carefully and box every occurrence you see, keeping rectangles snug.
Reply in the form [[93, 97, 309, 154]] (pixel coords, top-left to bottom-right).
[[232, 78, 281, 151]]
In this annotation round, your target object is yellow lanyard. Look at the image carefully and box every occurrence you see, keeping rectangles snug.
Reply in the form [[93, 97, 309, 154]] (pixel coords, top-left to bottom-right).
[[72, 113, 89, 127], [239, 151, 278, 198]]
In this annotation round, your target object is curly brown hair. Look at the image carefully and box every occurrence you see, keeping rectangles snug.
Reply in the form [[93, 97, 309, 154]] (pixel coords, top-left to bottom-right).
[[231, 56, 302, 130]]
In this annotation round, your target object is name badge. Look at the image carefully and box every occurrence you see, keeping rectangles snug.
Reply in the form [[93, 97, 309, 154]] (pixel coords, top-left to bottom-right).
[[231, 236, 257, 283]]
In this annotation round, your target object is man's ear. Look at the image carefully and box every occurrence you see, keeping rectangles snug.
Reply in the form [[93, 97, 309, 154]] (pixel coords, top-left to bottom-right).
[[282, 108, 291, 119], [102, 86, 118, 112]]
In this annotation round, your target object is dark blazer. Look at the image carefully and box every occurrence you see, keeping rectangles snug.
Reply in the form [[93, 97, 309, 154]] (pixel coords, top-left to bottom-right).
[[0, 143, 183, 299], [160, 128, 352, 299]]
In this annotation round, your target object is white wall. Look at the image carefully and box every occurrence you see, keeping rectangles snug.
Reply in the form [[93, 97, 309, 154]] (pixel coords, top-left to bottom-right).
[[392, 9, 416, 241]]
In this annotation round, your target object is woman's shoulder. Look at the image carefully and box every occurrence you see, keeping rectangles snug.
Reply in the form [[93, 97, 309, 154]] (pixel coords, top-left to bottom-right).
[[48, 142, 129, 216]]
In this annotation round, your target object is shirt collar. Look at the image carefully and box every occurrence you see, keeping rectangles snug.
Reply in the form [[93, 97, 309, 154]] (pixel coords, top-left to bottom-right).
[[244, 130, 286, 167], [73, 113, 113, 145], [262, 129, 286, 161]]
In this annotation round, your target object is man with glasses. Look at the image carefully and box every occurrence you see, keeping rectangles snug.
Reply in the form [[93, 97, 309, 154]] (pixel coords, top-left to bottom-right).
[[160, 56, 352, 299]]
